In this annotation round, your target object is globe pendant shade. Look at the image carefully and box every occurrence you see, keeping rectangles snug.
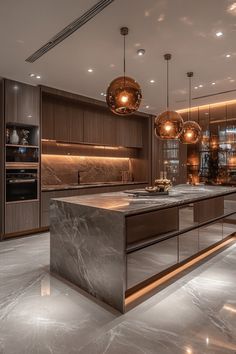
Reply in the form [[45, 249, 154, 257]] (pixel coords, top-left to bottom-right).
[[179, 120, 202, 144], [154, 110, 184, 139], [106, 76, 142, 115]]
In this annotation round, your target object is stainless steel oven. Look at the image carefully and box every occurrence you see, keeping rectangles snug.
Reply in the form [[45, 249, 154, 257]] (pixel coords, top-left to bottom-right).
[[6, 169, 38, 202]]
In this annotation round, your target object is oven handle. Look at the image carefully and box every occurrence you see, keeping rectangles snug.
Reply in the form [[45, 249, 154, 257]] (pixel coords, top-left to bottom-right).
[[7, 179, 37, 184]]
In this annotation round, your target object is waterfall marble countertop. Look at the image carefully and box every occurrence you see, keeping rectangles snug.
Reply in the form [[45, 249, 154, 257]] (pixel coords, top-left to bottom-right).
[[52, 184, 236, 216], [42, 181, 148, 192]]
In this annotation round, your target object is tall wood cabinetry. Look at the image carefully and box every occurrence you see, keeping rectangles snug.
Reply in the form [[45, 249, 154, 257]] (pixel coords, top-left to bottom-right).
[[1, 79, 40, 239]]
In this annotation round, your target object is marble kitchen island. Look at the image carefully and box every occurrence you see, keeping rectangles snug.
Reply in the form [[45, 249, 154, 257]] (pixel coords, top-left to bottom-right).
[[50, 185, 236, 312]]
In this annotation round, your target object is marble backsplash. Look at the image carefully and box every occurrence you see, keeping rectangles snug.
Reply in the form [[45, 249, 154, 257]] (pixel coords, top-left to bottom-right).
[[41, 154, 131, 185]]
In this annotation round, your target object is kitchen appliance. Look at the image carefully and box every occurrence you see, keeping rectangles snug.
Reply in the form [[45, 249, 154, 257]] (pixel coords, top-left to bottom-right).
[[6, 146, 39, 163], [6, 169, 38, 202]]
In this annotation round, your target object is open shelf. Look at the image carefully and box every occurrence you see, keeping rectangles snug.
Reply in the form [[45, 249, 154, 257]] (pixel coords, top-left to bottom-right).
[[6, 144, 39, 149]]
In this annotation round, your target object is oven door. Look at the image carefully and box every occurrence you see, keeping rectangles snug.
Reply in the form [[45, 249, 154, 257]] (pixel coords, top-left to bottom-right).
[[6, 179, 38, 202]]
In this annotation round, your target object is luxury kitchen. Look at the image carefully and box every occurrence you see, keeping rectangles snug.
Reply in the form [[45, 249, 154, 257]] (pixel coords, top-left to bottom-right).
[[1, 1, 236, 353]]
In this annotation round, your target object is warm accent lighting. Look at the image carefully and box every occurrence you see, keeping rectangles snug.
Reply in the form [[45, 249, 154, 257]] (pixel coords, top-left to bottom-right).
[[180, 72, 201, 144], [106, 27, 142, 115], [177, 99, 236, 114], [154, 54, 184, 140]]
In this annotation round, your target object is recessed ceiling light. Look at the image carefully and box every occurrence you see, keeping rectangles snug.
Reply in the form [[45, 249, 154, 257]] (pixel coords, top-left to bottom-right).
[[211, 82, 216, 85], [199, 84, 203, 88], [216, 31, 223, 37], [137, 49, 146, 56], [100, 92, 104, 96], [226, 54, 231, 58], [230, 79, 235, 82], [194, 86, 198, 89], [36, 75, 41, 79], [145, 105, 150, 109], [29, 73, 35, 77], [88, 68, 93, 73], [150, 79, 155, 83]]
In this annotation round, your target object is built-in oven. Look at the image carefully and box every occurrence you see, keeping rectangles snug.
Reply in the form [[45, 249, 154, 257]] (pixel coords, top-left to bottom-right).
[[6, 169, 38, 202]]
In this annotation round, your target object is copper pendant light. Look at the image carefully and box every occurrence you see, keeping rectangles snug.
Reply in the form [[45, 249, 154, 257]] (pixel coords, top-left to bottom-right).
[[180, 72, 202, 144], [106, 27, 142, 115], [155, 54, 184, 139]]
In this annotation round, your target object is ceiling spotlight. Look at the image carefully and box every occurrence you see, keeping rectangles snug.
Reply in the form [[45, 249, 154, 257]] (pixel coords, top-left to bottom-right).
[[150, 79, 155, 83], [194, 86, 198, 89], [216, 31, 223, 37], [29, 73, 35, 77], [226, 54, 231, 58], [36, 75, 41, 79], [101, 92, 104, 96], [199, 84, 203, 88], [211, 82, 216, 85], [88, 68, 93, 73], [145, 105, 150, 109], [137, 49, 146, 56]]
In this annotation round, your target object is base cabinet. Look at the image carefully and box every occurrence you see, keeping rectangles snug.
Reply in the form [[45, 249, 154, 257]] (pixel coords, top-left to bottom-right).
[[223, 214, 236, 239], [127, 237, 178, 289], [199, 220, 223, 251], [179, 229, 199, 262], [5, 201, 39, 235]]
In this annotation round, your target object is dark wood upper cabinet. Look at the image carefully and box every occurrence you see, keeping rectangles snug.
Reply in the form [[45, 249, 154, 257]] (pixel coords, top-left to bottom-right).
[[42, 94, 55, 140], [5, 79, 39, 125], [117, 116, 143, 148], [83, 107, 104, 144], [68, 101, 84, 143]]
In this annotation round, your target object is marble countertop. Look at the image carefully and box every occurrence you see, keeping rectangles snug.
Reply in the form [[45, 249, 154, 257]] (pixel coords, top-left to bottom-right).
[[42, 181, 148, 192], [52, 184, 236, 215]]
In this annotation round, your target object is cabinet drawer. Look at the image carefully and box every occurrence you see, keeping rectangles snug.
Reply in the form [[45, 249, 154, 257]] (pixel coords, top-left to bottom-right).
[[194, 196, 224, 223], [127, 237, 178, 289], [126, 207, 179, 245], [5, 201, 39, 234], [179, 229, 199, 262]]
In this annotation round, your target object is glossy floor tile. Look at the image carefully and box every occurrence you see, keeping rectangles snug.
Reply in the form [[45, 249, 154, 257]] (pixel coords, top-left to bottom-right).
[[1, 233, 236, 353]]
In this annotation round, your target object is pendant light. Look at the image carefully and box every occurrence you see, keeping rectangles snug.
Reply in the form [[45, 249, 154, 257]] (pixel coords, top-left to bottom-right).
[[155, 54, 184, 139], [106, 27, 142, 115], [180, 72, 202, 144]]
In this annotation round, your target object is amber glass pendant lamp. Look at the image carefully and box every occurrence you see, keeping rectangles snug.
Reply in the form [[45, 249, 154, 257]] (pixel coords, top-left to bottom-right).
[[106, 27, 142, 115], [155, 54, 184, 139], [179, 72, 202, 144]]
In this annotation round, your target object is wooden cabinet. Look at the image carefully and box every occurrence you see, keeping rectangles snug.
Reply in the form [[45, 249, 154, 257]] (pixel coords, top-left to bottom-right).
[[117, 116, 143, 148], [69, 101, 84, 143], [83, 107, 104, 144], [42, 93, 144, 148], [5, 79, 39, 125], [5, 201, 39, 235], [42, 94, 54, 139], [42, 95, 84, 142]]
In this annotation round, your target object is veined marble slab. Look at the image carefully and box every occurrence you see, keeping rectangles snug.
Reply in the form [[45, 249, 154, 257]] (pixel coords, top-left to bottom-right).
[[51, 184, 236, 216]]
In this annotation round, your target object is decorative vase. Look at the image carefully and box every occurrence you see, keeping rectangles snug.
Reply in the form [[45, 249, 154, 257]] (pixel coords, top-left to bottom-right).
[[10, 128, 19, 145]]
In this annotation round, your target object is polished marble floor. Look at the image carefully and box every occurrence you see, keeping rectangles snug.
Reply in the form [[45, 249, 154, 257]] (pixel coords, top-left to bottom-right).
[[1, 233, 236, 354]]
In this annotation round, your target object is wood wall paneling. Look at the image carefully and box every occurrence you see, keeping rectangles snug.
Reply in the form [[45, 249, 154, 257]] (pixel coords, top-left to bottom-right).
[[0, 79, 4, 239]]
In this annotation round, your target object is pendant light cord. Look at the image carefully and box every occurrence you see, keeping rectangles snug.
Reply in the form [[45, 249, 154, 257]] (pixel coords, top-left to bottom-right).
[[123, 33, 126, 84], [187, 71, 193, 121], [167, 58, 169, 109]]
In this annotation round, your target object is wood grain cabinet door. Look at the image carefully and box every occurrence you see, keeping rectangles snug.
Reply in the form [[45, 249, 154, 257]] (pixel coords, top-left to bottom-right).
[[69, 102, 84, 143], [5, 79, 39, 125], [54, 99, 70, 142], [117, 116, 143, 148], [103, 111, 117, 146], [83, 108, 104, 144], [42, 95, 55, 139], [5, 201, 39, 235]]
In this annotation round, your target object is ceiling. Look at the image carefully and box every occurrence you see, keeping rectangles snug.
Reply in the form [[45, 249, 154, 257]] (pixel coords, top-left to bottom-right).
[[0, 0, 236, 114]]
